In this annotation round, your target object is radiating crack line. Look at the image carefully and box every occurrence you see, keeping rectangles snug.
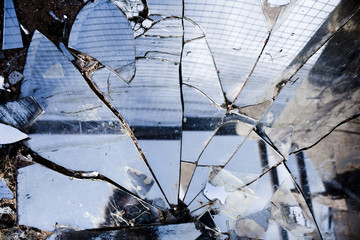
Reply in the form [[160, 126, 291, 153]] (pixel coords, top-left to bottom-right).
[[282, 162, 324, 240], [177, 0, 186, 205], [239, 161, 285, 190], [229, 30, 272, 109], [291, 112, 360, 155], [202, 7, 360, 200], [81, 72, 171, 207], [192, 4, 360, 183], [182, 120, 245, 201], [273, 7, 360, 97]]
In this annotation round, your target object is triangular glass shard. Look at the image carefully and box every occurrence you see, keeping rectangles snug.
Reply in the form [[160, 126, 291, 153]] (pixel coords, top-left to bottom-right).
[[183, 18, 205, 42], [264, 125, 294, 159], [17, 164, 163, 231], [179, 162, 196, 200], [68, 0, 135, 83], [137, 139, 181, 205], [197, 121, 253, 166], [198, 211, 219, 232], [268, 182, 316, 237], [182, 86, 225, 163], [261, 0, 295, 30], [237, 99, 273, 121], [0, 123, 28, 144], [21, 30, 169, 209], [0, 178, 13, 199], [42, 62, 65, 79], [182, 37, 225, 105], [224, 131, 284, 179], [183, 166, 211, 205], [21, 30, 116, 121], [0, 96, 44, 129], [185, 0, 268, 103], [2, 0, 23, 50]]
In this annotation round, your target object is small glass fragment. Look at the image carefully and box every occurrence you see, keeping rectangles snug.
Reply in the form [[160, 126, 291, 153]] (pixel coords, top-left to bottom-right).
[[198, 211, 219, 232], [237, 100, 273, 120], [261, 0, 293, 29], [126, 167, 154, 198]]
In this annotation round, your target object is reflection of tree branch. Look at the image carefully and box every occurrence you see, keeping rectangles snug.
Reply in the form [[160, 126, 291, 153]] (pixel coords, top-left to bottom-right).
[[291, 112, 360, 154]]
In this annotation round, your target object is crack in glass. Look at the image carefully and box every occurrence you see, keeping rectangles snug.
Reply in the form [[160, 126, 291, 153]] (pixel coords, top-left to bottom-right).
[[0, 0, 359, 239]]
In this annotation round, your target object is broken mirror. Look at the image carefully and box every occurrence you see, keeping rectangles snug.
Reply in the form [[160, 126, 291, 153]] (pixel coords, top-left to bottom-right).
[[0, 0, 359, 239]]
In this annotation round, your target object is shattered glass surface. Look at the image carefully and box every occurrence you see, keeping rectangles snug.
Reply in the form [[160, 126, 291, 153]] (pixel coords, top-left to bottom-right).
[[0, 0, 360, 239]]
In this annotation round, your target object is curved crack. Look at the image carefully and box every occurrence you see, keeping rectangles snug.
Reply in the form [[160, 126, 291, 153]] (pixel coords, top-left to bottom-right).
[[20, 148, 166, 212], [290, 112, 360, 155]]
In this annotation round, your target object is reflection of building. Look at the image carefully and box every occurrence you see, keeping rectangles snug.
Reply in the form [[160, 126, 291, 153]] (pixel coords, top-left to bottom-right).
[[273, 1, 360, 238]]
